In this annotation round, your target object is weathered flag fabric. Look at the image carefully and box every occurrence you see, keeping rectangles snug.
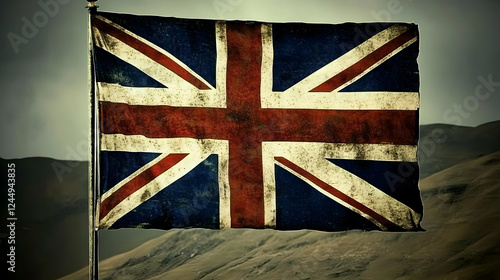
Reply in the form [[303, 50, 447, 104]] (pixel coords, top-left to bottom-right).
[[91, 11, 423, 232]]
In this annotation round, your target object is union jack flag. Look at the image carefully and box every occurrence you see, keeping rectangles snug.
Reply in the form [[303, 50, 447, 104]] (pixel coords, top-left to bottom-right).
[[91, 12, 423, 231]]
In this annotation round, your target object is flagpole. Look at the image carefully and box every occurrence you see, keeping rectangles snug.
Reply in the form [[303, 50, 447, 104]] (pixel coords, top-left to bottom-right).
[[87, 1, 99, 280]]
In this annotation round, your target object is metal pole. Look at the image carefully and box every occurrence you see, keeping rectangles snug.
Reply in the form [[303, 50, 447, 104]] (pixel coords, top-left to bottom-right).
[[87, 1, 98, 280]]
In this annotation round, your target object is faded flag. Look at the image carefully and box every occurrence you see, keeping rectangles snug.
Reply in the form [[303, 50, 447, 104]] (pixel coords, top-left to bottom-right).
[[91, 12, 422, 231]]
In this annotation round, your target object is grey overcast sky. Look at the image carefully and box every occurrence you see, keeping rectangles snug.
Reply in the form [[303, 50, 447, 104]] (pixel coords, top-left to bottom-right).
[[1, 0, 499, 160]]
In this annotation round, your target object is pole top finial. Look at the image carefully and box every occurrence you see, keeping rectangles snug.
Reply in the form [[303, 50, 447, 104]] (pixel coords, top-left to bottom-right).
[[86, 0, 99, 13]]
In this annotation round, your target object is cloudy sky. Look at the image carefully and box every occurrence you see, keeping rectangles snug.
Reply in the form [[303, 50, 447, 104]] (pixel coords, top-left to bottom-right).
[[1, 0, 499, 159]]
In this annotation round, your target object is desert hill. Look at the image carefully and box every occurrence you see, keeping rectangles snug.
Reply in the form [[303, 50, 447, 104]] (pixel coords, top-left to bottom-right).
[[419, 121, 500, 177]]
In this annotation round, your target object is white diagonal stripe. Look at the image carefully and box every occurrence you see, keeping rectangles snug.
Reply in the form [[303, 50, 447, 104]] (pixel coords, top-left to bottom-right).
[[274, 160, 388, 230], [262, 142, 420, 230], [94, 15, 214, 90], [93, 28, 198, 91], [284, 24, 411, 94], [260, 24, 419, 110], [93, 17, 229, 108], [99, 152, 210, 228], [99, 134, 230, 229], [333, 36, 417, 92], [96, 22, 227, 108], [100, 152, 170, 202]]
